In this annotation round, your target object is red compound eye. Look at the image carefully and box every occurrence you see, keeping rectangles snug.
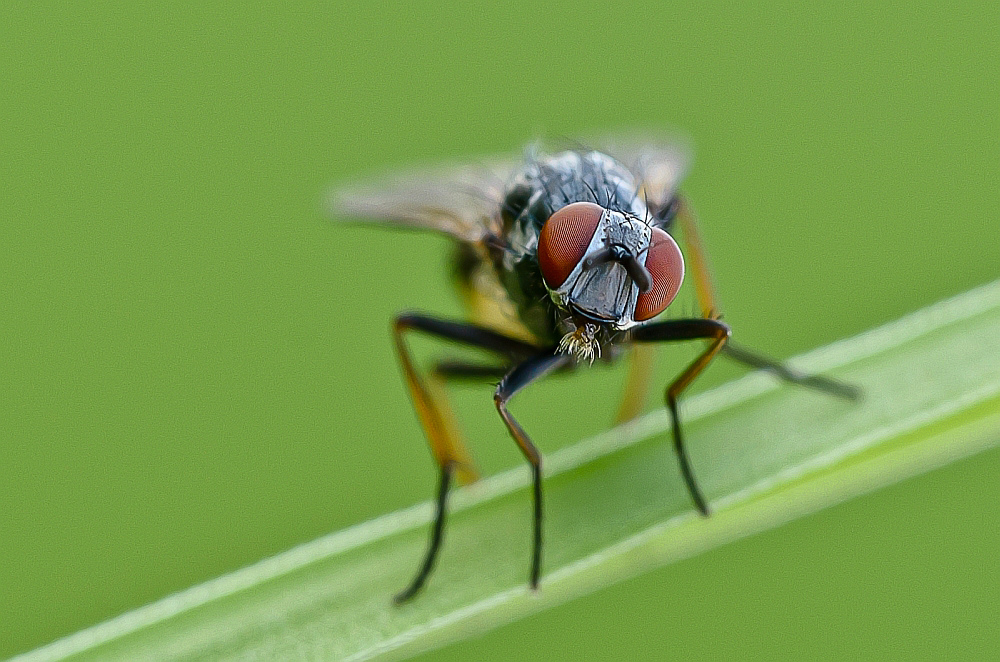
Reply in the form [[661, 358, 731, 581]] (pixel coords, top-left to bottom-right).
[[634, 228, 684, 321], [537, 202, 604, 288]]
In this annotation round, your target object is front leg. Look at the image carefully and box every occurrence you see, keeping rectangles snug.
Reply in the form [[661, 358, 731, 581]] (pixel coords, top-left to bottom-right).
[[631, 318, 731, 515], [494, 351, 571, 590]]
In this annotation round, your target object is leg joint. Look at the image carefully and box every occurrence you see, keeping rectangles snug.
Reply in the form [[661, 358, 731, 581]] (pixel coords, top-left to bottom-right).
[[393, 311, 423, 333]]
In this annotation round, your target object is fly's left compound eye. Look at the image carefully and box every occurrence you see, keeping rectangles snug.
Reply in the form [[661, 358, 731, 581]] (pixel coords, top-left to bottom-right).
[[634, 228, 684, 321], [537, 202, 604, 289]]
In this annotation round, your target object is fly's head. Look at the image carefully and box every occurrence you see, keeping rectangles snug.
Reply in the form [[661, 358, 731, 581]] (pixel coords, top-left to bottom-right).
[[537, 201, 684, 362]]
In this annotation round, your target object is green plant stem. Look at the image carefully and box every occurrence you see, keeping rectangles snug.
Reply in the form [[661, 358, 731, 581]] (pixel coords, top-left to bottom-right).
[[14, 279, 1000, 662]]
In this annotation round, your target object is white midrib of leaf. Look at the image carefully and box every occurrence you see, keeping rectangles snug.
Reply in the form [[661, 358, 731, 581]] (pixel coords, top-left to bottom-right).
[[12, 278, 1000, 662]]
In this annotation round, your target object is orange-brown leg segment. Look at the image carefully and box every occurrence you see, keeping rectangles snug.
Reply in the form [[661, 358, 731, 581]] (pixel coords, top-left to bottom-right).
[[675, 197, 721, 320], [632, 318, 731, 515], [392, 313, 540, 603], [614, 343, 655, 424], [395, 323, 473, 487]]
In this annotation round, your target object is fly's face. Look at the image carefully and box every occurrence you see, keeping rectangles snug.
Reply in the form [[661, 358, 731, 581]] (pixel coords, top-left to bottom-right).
[[538, 201, 685, 341]]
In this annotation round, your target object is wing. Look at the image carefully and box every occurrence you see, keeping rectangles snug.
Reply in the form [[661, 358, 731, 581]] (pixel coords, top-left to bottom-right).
[[583, 131, 692, 210], [326, 157, 520, 243]]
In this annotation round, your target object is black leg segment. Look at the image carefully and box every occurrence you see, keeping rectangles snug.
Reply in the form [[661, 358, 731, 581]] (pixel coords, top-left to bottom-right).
[[397, 313, 540, 361], [494, 351, 571, 590], [432, 360, 511, 382], [722, 342, 861, 401], [394, 465, 452, 604]]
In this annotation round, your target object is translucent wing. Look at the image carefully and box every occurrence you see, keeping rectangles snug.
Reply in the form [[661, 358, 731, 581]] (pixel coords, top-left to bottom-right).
[[327, 157, 520, 243], [328, 136, 689, 240], [583, 132, 692, 209]]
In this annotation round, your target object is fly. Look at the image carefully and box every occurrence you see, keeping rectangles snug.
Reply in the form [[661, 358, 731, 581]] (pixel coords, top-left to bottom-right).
[[328, 137, 859, 603]]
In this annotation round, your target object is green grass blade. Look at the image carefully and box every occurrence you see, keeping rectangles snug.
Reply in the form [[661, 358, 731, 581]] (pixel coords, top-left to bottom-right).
[[15, 280, 1000, 662]]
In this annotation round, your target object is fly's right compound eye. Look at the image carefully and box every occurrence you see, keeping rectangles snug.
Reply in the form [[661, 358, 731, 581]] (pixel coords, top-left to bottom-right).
[[537, 202, 604, 289], [633, 228, 684, 321]]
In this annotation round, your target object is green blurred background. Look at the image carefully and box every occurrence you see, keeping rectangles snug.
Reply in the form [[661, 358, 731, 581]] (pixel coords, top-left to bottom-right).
[[3, 2, 999, 659]]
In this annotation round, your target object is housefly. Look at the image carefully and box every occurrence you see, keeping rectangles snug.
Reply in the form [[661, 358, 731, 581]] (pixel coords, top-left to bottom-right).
[[328, 137, 857, 602]]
